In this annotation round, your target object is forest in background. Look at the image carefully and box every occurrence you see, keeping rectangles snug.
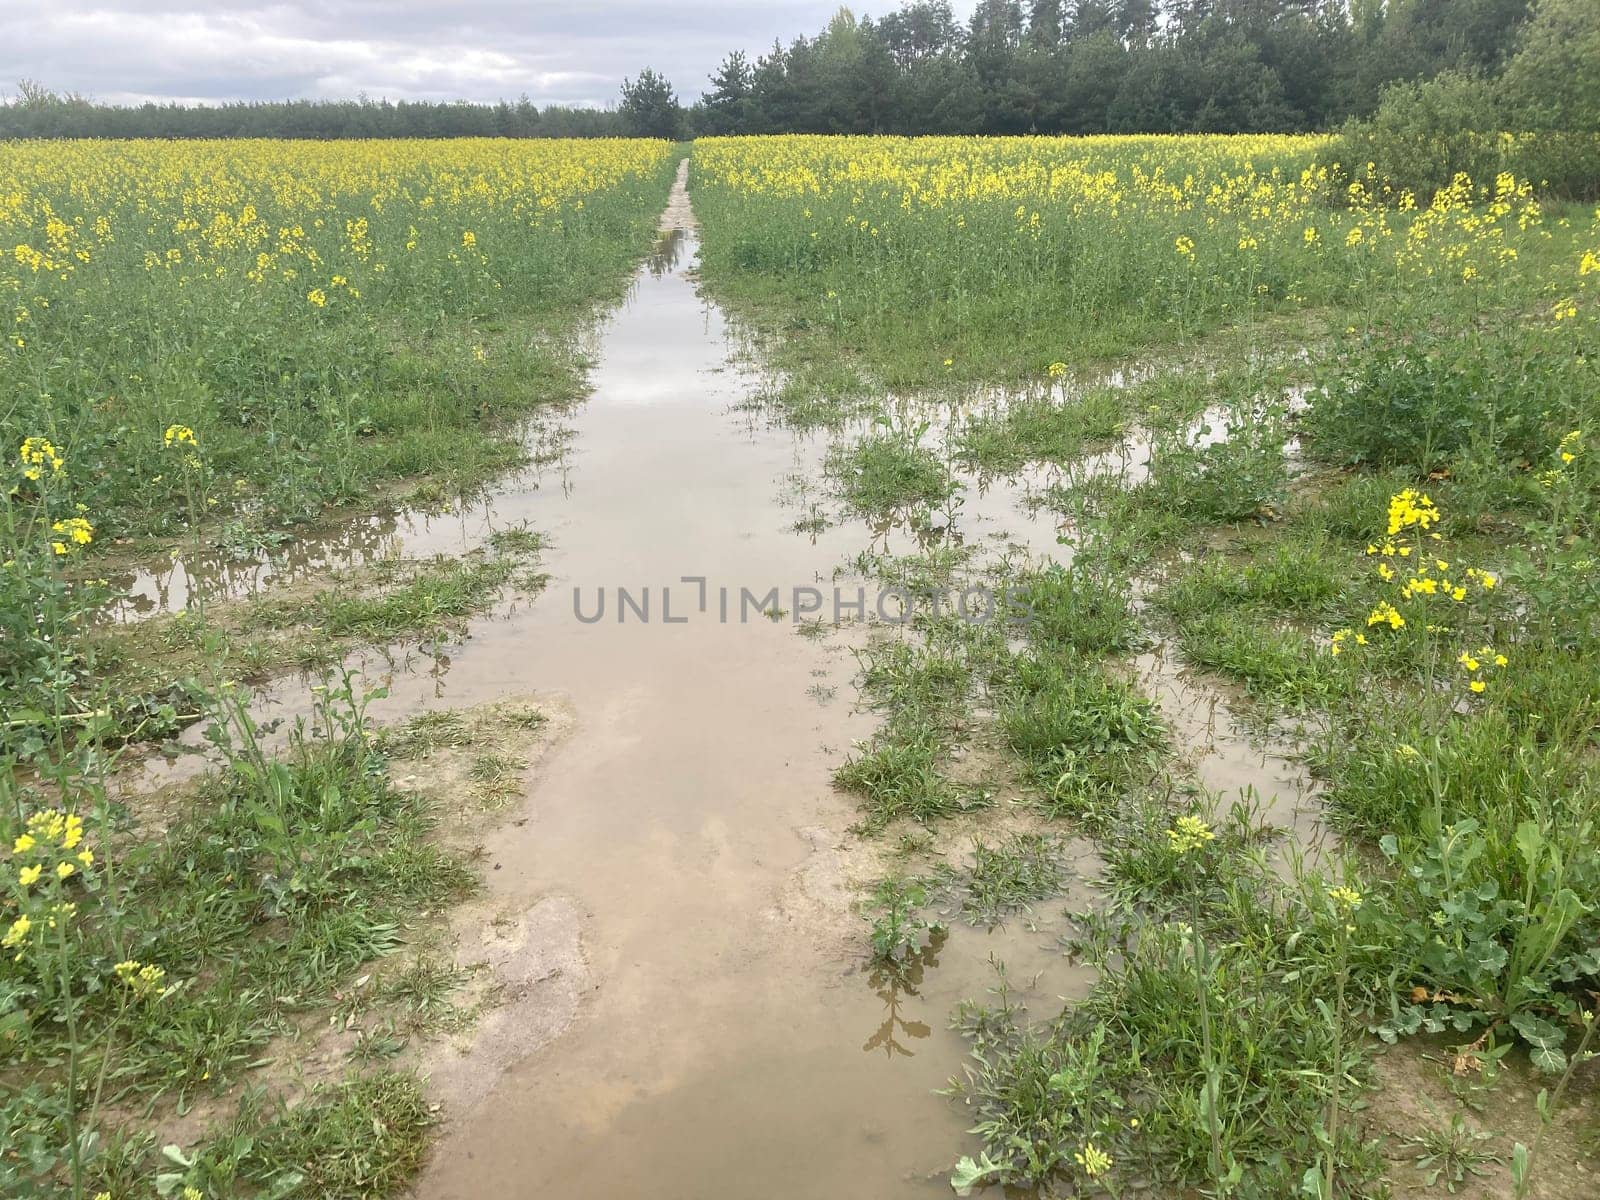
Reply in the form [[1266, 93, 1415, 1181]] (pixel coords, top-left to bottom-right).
[[2, 0, 1595, 142]]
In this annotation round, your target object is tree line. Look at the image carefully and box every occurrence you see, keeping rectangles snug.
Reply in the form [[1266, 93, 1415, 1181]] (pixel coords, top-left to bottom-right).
[[3, 0, 1595, 142]]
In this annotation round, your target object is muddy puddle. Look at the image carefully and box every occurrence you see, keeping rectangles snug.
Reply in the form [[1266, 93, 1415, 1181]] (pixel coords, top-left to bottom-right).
[[389, 166, 1094, 1200], [1132, 641, 1334, 872], [114, 162, 1337, 1196]]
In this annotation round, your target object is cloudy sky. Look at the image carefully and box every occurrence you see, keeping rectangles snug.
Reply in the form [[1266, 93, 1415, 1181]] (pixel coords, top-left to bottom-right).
[[3, 1, 976, 109]]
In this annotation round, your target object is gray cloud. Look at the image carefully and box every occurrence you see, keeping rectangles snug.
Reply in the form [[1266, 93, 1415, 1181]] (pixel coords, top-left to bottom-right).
[[2, 1, 973, 109]]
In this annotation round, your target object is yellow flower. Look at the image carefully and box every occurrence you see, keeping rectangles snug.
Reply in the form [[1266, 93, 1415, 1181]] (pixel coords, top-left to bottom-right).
[[18, 864, 41, 887], [50, 516, 93, 552], [1330, 628, 1366, 655], [1328, 885, 1363, 910], [57, 861, 75, 880], [1366, 601, 1405, 631], [1386, 489, 1439, 536], [461, 230, 477, 248], [1047, 361, 1067, 378], [307, 287, 328, 307], [1469, 679, 1487, 694], [1074, 1143, 1112, 1178], [1174, 235, 1195, 257], [1167, 814, 1216, 855], [12, 833, 35, 854], [163, 424, 197, 448], [2, 915, 31, 947], [19, 436, 65, 480]]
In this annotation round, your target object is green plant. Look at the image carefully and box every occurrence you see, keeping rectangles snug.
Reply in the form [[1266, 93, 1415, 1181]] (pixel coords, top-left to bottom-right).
[[1376, 816, 1600, 1066], [1304, 323, 1556, 477], [827, 419, 957, 515], [1141, 401, 1290, 523], [998, 655, 1164, 823], [1015, 557, 1138, 657], [952, 834, 1070, 927], [1323, 73, 1503, 202], [1402, 1112, 1500, 1193], [1512, 1009, 1600, 1199], [864, 877, 944, 973]]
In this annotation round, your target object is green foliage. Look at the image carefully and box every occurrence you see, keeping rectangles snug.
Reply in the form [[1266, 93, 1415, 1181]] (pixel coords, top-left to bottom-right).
[[0, 674, 472, 1199], [999, 654, 1164, 822], [1305, 324, 1569, 476], [1325, 73, 1504, 201], [953, 857, 1387, 1195], [835, 724, 966, 830], [955, 386, 1124, 473], [827, 422, 956, 515], [952, 834, 1071, 927], [1325, 30, 1600, 201], [1171, 611, 1338, 706], [1156, 537, 1349, 621], [1140, 402, 1292, 523], [1501, 0, 1600, 135], [1, 143, 679, 544], [1016, 558, 1138, 657], [864, 877, 944, 972], [156, 1071, 433, 1200], [619, 68, 683, 139], [1375, 815, 1600, 1068]]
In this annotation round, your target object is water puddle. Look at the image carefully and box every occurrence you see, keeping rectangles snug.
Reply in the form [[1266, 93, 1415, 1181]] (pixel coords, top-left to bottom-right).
[[1132, 640, 1334, 872], [393, 170, 1094, 1198]]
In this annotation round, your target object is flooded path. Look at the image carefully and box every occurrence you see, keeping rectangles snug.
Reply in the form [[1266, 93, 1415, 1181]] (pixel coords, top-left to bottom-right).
[[377, 163, 1085, 1198], [118, 163, 1332, 1196]]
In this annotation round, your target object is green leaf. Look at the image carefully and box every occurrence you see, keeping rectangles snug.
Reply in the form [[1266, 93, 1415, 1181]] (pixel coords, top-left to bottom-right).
[[951, 1152, 1004, 1196], [1515, 820, 1545, 876], [1510, 1011, 1568, 1073]]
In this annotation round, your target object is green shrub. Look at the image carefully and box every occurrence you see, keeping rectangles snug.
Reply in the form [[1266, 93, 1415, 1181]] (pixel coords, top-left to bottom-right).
[[1304, 326, 1553, 476], [1323, 73, 1503, 202], [1323, 69, 1600, 201]]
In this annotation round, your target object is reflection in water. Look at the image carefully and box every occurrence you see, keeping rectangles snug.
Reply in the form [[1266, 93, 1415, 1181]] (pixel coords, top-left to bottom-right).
[[863, 927, 947, 1060], [646, 227, 687, 276]]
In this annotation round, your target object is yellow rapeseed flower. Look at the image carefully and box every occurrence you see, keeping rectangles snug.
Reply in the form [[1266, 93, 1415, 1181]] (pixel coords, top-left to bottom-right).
[[1074, 1143, 1112, 1178], [1366, 601, 1405, 631], [1328, 885, 1363, 910], [1167, 814, 1216, 855], [19, 435, 64, 481]]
